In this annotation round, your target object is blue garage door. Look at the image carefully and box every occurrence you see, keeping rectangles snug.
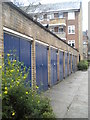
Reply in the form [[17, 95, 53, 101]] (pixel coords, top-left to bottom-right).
[[69, 54, 71, 75], [35, 42, 48, 91], [65, 52, 68, 78], [59, 51, 64, 81], [20, 38, 32, 84], [51, 47, 57, 86], [4, 33, 32, 85]]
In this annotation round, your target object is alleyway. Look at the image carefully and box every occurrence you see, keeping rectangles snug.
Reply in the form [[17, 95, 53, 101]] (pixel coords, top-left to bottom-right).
[[44, 69, 88, 118]]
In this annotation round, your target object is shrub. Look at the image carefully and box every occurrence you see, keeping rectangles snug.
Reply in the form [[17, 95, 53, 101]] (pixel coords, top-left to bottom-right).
[[2, 53, 56, 119], [77, 60, 89, 70]]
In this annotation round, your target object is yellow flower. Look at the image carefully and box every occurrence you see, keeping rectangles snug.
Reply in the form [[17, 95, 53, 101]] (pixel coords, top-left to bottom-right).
[[7, 54, 10, 57], [5, 87, 7, 90], [17, 81, 19, 85], [10, 85, 12, 88], [12, 80, 14, 82], [14, 60, 16, 62], [0, 54, 1, 57], [8, 61, 10, 65], [4, 91, 8, 94], [17, 69, 19, 72], [26, 92, 28, 95], [0, 66, 2, 69], [0, 94, 2, 97], [12, 112, 15, 116], [36, 86, 39, 89], [10, 70, 14, 72], [37, 101, 40, 104]]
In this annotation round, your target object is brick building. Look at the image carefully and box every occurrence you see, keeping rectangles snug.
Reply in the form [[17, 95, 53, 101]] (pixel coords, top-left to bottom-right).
[[83, 30, 88, 60], [21, 1, 83, 60]]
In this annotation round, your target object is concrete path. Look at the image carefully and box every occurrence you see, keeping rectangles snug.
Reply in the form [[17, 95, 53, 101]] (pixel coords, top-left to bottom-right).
[[44, 70, 88, 118]]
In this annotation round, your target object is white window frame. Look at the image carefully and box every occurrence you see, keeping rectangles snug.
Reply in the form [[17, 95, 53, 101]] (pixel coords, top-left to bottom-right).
[[68, 25, 75, 34], [68, 40, 75, 48], [68, 12, 75, 20]]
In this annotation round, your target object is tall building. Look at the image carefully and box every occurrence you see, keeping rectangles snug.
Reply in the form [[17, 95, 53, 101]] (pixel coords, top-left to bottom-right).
[[21, 1, 83, 60], [83, 30, 88, 60]]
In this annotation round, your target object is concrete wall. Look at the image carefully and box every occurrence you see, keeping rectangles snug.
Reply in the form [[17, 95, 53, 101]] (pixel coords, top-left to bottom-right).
[[2, 3, 79, 89]]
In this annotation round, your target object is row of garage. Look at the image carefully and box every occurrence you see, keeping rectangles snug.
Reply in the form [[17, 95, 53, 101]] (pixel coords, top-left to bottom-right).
[[4, 32, 77, 91]]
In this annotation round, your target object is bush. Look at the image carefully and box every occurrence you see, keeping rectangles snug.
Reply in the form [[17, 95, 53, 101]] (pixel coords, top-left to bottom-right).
[[2, 53, 56, 119], [77, 60, 89, 70]]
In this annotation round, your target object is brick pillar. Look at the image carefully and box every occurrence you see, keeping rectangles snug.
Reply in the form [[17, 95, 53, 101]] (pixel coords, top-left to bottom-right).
[[47, 46, 51, 87], [57, 49, 59, 82], [63, 52, 65, 79], [67, 52, 69, 76], [31, 38, 36, 90], [0, 2, 3, 120], [71, 54, 72, 73]]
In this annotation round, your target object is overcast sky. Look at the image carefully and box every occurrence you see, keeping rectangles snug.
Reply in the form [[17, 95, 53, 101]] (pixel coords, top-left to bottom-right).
[[12, 0, 89, 31]]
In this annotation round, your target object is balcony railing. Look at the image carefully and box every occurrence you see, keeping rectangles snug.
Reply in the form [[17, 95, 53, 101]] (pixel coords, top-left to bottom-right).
[[41, 18, 66, 26]]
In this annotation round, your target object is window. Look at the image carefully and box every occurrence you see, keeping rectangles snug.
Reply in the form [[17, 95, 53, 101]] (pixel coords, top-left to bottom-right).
[[68, 12, 75, 20], [58, 27, 64, 33], [54, 27, 58, 32], [51, 13, 54, 19], [54, 13, 59, 18], [68, 25, 75, 34], [68, 40, 75, 47], [43, 14, 47, 19], [59, 13, 63, 18]]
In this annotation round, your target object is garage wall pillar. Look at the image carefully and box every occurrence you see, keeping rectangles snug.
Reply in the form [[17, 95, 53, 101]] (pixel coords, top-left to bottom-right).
[[67, 53, 69, 76], [31, 38, 36, 90], [57, 50, 60, 81], [63, 52, 65, 79], [71, 54, 72, 73], [48, 46, 51, 87]]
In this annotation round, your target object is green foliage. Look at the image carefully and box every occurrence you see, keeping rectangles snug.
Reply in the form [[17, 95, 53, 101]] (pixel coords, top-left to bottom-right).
[[2, 53, 55, 119], [77, 60, 89, 70]]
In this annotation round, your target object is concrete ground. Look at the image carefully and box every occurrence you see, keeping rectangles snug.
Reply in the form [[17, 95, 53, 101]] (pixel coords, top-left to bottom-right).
[[44, 69, 88, 118]]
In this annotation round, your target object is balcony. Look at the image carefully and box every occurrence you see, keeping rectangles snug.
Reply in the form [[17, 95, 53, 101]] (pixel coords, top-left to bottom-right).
[[41, 18, 66, 26], [49, 18, 66, 26]]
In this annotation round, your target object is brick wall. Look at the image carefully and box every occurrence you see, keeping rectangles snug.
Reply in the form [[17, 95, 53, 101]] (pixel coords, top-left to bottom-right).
[[64, 11, 79, 51]]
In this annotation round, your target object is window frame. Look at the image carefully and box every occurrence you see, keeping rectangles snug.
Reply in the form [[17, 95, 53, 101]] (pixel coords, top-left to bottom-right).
[[68, 40, 75, 48], [68, 25, 75, 34]]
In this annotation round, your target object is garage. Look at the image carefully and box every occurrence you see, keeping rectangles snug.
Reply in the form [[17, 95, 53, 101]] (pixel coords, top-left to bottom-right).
[[35, 42, 48, 91], [4, 32, 32, 85], [59, 50, 64, 81], [50, 47, 57, 86]]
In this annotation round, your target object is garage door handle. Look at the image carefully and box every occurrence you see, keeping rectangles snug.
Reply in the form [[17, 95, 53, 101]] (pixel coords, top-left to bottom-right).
[[54, 63, 55, 66]]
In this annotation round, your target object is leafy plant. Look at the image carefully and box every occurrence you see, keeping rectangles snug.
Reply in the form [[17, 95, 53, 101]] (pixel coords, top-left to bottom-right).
[[77, 60, 89, 70], [2, 52, 55, 119]]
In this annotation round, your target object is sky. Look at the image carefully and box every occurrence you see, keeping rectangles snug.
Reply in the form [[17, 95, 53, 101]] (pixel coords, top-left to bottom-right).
[[12, 0, 89, 31]]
